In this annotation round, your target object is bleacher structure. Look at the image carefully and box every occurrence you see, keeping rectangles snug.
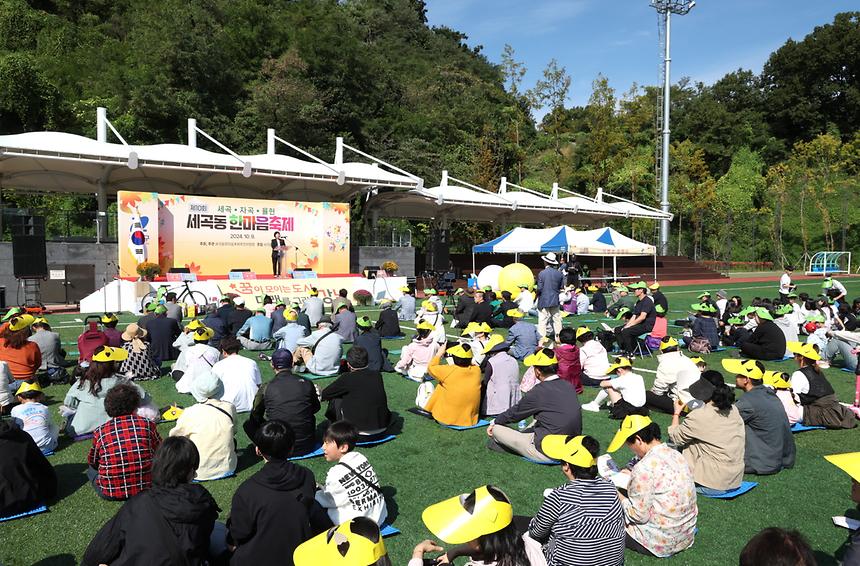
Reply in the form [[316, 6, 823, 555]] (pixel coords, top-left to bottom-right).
[[806, 251, 852, 276]]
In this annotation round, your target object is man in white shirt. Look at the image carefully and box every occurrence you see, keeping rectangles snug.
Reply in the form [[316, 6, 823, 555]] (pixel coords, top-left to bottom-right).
[[823, 276, 848, 304], [778, 266, 794, 298], [212, 336, 261, 412], [294, 316, 345, 376], [715, 290, 728, 319], [581, 356, 647, 418], [575, 288, 590, 314], [174, 326, 221, 394], [645, 337, 699, 413], [302, 288, 325, 327], [515, 284, 536, 316]]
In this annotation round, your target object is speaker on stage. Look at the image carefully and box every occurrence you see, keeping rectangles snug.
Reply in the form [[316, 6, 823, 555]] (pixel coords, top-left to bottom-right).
[[427, 228, 450, 272], [13, 234, 48, 279]]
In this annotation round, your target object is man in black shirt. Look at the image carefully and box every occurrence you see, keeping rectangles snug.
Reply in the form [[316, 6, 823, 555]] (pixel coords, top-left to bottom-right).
[[320, 347, 391, 440], [227, 297, 253, 336], [216, 296, 234, 323], [616, 282, 656, 356], [470, 290, 494, 325], [649, 282, 668, 312]]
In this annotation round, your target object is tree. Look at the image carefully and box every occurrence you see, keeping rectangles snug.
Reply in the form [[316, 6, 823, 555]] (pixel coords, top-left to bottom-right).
[[582, 74, 625, 192], [534, 58, 571, 179]]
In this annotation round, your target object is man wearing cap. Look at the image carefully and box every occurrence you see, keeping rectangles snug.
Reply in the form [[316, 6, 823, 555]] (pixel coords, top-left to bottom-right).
[[395, 286, 416, 322], [824, 452, 860, 563], [245, 349, 320, 455], [374, 300, 402, 338], [488, 348, 582, 463], [212, 337, 261, 413], [727, 358, 796, 476], [136, 301, 158, 331], [227, 297, 253, 337], [301, 288, 324, 327], [174, 327, 221, 395], [616, 282, 657, 357], [646, 337, 699, 414], [355, 316, 394, 372], [270, 301, 288, 334], [823, 276, 847, 304], [649, 282, 668, 313], [202, 304, 227, 348], [332, 303, 358, 343], [236, 309, 273, 351], [605, 286, 635, 318], [272, 308, 308, 355], [294, 316, 344, 377], [536, 252, 565, 339], [146, 305, 181, 367], [163, 292, 184, 323], [529, 435, 625, 566], [507, 309, 540, 362], [740, 307, 787, 361], [451, 287, 476, 329]]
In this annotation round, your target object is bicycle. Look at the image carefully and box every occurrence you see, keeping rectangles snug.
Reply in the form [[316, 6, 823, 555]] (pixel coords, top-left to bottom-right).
[[140, 280, 209, 313]]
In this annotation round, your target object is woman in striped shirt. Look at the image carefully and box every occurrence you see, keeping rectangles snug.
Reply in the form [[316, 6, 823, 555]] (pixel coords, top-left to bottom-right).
[[529, 435, 625, 566]]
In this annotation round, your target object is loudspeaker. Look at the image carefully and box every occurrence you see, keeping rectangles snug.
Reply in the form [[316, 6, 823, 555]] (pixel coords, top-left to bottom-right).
[[13, 234, 48, 278], [6, 215, 45, 237], [427, 229, 450, 271]]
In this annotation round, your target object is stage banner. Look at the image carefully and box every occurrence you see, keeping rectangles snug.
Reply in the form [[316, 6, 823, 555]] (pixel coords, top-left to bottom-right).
[[117, 191, 350, 277], [214, 276, 405, 311]]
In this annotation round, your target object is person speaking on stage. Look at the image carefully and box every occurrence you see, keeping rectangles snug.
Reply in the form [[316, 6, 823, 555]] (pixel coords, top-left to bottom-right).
[[271, 231, 287, 278]]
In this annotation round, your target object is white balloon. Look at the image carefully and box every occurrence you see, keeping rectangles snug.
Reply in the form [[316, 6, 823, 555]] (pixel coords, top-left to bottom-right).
[[476, 264, 503, 291]]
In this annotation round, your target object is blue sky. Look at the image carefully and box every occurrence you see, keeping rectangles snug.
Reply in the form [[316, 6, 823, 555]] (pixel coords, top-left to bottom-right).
[[425, 0, 854, 111]]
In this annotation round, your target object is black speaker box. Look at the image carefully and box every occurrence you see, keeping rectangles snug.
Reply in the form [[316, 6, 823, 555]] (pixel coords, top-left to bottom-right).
[[13, 234, 48, 278]]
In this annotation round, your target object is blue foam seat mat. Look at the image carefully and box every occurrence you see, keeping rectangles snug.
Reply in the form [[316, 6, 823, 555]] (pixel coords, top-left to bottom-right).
[[522, 457, 561, 465], [841, 367, 856, 373], [193, 471, 236, 483], [356, 434, 397, 447], [380, 524, 400, 537], [711, 347, 726, 352], [289, 446, 325, 461], [386, 349, 402, 355], [42, 450, 55, 457], [293, 372, 337, 381], [700, 481, 758, 499], [442, 419, 491, 431], [791, 423, 826, 432], [0, 505, 48, 523]]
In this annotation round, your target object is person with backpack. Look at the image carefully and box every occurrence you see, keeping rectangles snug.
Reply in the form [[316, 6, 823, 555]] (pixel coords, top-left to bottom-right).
[[687, 303, 720, 353], [293, 316, 345, 377]]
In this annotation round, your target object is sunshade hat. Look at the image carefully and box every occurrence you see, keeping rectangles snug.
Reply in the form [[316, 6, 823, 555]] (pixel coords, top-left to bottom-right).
[[185, 318, 205, 330], [787, 341, 821, 361], [506, 308, 525, 318], [697, 291, 711, 299], [421, 485, 514, 544], [616, 286, 629, 293], [805, 313, 826, 323], [446, 344, 473, 359], [541, 435, 597, 468], [613, 307, 631, 320], [575, 326, 592, 340], [627, 281, 647, 290], [540, 252, 559, 265], [588, 285, 599, 292], [524, 348, 558, 367], [8, 314, 35, 331], [655, 304, 666, 314], [482, 334, 510, 354], [605, 356, 633, 374], [16, 381, 42, 396], [762, 370, 791, 390], [121, 323, 147, 341], [775, 304, 794, 316], [738, 306, 756, 317], [356, 316, 373, 329], [416, 320, 436, 331], [190, 369, 223, 402], [607, 414, 654, 452], [690, 357, 706, 365], [400, 286, 411, 292], [754, 307, 774, 321], [689, 377, 716, 402], [659, 336, 679, 351], [824, 452, 860, 483], [2, 306, 23, 321], [294, 517, 387, 566], [648, 282, 661, 290], [721, 358, 765, 380], [822, 277, 834, 289], [192, 326, 215, 342], [100, 313, 119, 324], [92, 345, 129, 363], [727, 316, 743, 325]]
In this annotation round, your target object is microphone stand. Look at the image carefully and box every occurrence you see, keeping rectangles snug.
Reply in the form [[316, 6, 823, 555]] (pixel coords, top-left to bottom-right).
[[283, 237, 310, 274]]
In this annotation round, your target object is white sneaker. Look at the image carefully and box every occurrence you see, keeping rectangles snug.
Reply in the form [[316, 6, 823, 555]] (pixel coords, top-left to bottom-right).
[[582, 402, 601, 413]]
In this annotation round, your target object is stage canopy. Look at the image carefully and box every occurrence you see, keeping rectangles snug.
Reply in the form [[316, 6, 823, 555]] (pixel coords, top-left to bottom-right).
[[366, 173, 671, 227]]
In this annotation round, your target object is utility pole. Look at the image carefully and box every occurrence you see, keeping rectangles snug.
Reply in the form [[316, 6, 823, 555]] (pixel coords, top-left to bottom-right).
[[651, 0, 695, 255]]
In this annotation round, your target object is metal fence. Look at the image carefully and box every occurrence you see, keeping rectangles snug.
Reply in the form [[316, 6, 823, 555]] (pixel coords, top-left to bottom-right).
[[0, 208, 118, 242]]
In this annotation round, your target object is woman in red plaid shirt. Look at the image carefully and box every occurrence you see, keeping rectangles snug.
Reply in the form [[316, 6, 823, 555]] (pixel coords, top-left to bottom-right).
[[88, 383, 161, 500]]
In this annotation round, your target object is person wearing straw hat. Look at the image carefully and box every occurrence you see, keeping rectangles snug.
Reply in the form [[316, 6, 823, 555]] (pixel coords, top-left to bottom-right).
[[667, 371, 745, 496], [272, 307, 308, 354], [607, 415, 697, 558], [739, 307, 787, 361], [169, 369, 237, 481], [727, 359, 796, 476], [395, 321, 439, 382], [295, 516, 391, 566], [0, 410, 57, 518], [507, 309, 540, 362], [374, 300, 403, 338], [824, 452, 860, 563], [173, 326, 220, 394], [424, 344, 482, 427], [787, 341, 857, 429], [413, 485, 544, 566], [481, 335, 521, 417], [0, 313, 41, 385], [615, 282, 657, 358], [488, 348, 581, 463], [582, 356, 648, 419], [576, 326, 610, 386], [646, 337, 699, 414], [536, 252, 565, 339], [530, 435, 625, 566], [11, 381, 58, 454], [356, 316, 395, 373], [395, 285, 416, 322], [118, 323, 160, 381]]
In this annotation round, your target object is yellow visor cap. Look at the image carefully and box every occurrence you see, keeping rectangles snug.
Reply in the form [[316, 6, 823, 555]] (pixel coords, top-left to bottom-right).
[[721, 358, 765, 380], [762, 370, 791, 390], [575, 326, 592, 340], [659, 337, 679, 351], [446, 344, 473, 359], [92, 346, 129, 363], [607, 414, 654, 452], [482, 334, 507, 354], [416, 321, 436, 331], [825, 452, 860, 483], [524, 349, 558, 367], [192, 326, 215, 341], [185, 319, 205, 330], [506, 309, 524, 318], [422, 485, 514, 544], [541, 435, 596, 468], [294, 518, 387, 566], [161, 406, 183, 421], [8, 314, 35, 331], [16, 381, 42, 395], [605, 356, 633, 375], [786, 341, 821, 361]]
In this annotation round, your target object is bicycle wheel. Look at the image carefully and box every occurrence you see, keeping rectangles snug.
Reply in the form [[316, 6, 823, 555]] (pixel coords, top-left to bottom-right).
[[184, 290, 210, 308], [140, 292, 157, 313]]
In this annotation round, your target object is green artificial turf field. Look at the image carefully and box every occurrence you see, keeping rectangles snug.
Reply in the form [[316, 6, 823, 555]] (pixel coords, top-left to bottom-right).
[[2, 278, 859, 565]]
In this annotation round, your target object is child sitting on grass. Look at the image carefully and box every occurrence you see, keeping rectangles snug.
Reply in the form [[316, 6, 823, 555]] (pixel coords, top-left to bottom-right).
[[315, 420, 388, 526], [582, 356, 649, 419], [11, 382, 58, 454]]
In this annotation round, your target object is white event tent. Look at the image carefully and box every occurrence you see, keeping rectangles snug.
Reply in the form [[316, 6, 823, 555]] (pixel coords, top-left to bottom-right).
[[472, 225, 657, 280]]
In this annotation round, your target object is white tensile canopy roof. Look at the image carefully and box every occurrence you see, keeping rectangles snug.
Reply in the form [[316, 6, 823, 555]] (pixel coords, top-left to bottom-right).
[[365, 173, 671, 226], [0, 112, 422, 202], [473, 226, 656, 256]]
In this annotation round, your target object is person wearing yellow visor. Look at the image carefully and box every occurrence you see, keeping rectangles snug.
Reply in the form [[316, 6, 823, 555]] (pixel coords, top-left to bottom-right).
[[414, 485, 534, 566], [575, 326, 611, 387], [761, 370, 803, 425], [172, 326, 221, 395], [12, 380, 58, 454], [529, 435, 625, 565], [99, 313, 123, 347], [423, 343, 481, 427], [607, 415, 697, 558], [786, 341, 857, 429], [481, 335, 520, 417], [645, 336, 700, 415], [395, 321, 439, 383], [295, 516, 390, 566], [396, 285, 416, 322], [0, 313, 41, 383], [824, 452, 860, 564], [461, 322, 492, 366], [649, 282, 668, 314], [487, 348, 582, 464], [173, 317, 205, 353], [738, 306, 786, 361], [507, 309, 540, 363], [415, 298, 445, 347], [689, 302, 720, 352], [729, 360, 797, 476], [583, 355, 648, 420]]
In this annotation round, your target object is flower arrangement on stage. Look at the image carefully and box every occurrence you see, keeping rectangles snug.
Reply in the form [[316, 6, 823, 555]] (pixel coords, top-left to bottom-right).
[[381, 260, 399, 275], [136, 262, 161, 281], [353, 289, 373, 306]]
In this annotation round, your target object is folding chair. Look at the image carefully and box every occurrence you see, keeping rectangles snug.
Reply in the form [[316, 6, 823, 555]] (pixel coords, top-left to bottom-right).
[[632, 334, 653, 358]]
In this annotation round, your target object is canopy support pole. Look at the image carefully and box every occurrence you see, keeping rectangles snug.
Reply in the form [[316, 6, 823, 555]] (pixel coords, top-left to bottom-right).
[[472, 253, 476, 278], [653, 253, 657, 281], [96, 180, 108, 243], [613, 256, 617, 281]]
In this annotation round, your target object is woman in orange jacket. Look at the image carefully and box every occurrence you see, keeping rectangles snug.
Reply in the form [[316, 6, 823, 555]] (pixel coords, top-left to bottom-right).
[[424, 343, 482, 427]]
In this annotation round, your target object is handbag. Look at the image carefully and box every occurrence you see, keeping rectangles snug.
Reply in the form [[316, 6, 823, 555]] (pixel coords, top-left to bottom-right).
[[689, 336, 712, 354]]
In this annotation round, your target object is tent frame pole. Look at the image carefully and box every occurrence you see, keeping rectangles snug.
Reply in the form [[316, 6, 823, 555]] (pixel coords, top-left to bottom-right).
[[653, 253, 657, 281], [472, 253, 476, 278], [613, 256, 617, 281]]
